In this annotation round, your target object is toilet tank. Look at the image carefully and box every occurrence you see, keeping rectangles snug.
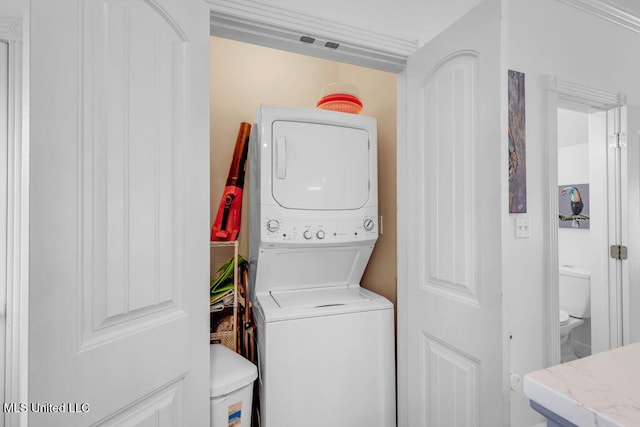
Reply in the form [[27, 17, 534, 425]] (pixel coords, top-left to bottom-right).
[[559, 265, 591, 318]]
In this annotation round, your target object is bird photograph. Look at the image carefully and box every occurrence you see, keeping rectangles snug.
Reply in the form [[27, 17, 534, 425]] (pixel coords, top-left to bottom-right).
[[559, 185, 590, 228]]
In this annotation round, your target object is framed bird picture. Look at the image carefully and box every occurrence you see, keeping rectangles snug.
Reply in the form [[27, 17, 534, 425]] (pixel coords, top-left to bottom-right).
[[558, 183, 590, 228]]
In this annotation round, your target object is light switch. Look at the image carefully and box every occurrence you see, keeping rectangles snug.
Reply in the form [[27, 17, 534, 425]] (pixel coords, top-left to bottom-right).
[[515, 218, 531, 239]]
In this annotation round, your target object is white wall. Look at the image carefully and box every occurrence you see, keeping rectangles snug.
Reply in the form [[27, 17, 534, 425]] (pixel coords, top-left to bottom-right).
[[504, 1, 640, 425], [558, 108, 588, 149]]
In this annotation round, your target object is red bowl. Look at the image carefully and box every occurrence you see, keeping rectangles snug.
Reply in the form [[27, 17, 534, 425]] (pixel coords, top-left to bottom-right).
[[317, 93, 363, 114]]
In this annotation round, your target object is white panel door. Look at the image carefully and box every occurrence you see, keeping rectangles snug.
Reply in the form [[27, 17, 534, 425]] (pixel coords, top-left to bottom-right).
[[29, 0, 210, 426], [400, 0, 504, 426]]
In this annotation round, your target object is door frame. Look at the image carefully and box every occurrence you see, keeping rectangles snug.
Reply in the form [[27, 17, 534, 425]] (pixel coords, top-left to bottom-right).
[[0, 16, 28, 427], [205, 0, 415, 73], [543, 75, 627, 366], [206, 1, 416, 424]]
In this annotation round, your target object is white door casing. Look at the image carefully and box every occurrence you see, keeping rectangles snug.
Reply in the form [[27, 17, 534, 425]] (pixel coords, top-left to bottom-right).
[[0, 16, 27, 427], [605, 105, 627, 350], [625, 105, 640, 345], [0, 39, 8, 427], [544, 79, 628, 363], [29, 0, 210, 425], [585, 105, 627, 354], [588, 108, 611, 354], [399, 0, 504, 425]]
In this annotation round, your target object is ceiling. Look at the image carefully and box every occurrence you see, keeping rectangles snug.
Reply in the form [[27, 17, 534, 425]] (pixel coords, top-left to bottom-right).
[[3, 0, 484, 44], [6, 0, 640, 44], [250, 0, 483, 44]]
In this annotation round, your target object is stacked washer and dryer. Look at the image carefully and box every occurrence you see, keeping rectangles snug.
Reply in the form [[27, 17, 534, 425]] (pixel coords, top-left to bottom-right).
[[248, 105, 396, 427]]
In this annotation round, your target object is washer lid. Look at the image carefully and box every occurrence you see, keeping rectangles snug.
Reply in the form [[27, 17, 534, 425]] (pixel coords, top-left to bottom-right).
[[271, 285, 372, 309], [559, 310, 570, 326], [256, 285, 393, 322], [210, 344, 257, 397]]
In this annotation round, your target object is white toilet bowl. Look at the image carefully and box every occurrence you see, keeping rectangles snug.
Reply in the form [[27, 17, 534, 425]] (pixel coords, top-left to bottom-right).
[[559, 266, 590, 362], [559, 310, 584, 362]]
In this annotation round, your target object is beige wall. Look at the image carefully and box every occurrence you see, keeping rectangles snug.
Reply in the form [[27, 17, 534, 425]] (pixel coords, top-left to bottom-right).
[[210, 36, 397, 306]]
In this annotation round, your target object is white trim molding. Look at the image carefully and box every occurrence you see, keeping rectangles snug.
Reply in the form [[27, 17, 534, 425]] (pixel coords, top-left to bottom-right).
[[557, 0, 640, 34], [205, 0, 417, 72], [0, 17, 22, 41], [543, 75, 562, 367], [1, 16, 28, 427], [395, 68, 409, 427], [547, 75, 626, 110]]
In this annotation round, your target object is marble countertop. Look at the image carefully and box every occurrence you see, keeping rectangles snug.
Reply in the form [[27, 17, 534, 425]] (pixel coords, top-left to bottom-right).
[[523, 342, 640, 426]]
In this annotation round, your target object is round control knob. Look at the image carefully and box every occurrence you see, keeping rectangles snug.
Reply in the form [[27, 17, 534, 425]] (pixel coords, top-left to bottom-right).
[[363, 218, 375, 231], [266, 219, 280, 233], [303, 230, 313, 240], [316, 230, 325, 240]]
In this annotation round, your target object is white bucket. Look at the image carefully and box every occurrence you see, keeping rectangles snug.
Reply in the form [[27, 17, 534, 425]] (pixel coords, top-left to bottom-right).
[[210, 345, 257, 427]]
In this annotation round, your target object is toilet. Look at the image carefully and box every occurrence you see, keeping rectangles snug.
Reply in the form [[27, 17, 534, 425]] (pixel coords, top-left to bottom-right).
[[558, 265, 591, 362]]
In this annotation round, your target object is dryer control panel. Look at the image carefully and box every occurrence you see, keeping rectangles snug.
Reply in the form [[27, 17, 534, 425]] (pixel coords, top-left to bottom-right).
[[261, 215, 377, 245]]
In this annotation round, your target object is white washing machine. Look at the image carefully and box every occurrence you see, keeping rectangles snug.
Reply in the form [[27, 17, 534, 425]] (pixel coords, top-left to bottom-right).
[[248, 105, 396, 427]]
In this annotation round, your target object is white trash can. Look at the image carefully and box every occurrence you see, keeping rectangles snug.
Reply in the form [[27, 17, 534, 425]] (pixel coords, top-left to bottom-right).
[[210, 344, 258, 427]]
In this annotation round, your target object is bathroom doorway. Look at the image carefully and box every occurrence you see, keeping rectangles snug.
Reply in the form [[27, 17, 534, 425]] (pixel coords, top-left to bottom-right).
[[549, 81, 630, 364], [556, 105, 608, 362]]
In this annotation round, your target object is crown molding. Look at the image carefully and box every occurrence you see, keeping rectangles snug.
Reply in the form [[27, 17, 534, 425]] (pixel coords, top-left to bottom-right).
[[557, 0, 640, 34], [205, 0, 417, 72], [545, 75, 625, 110], [0, 17, 22, 41]]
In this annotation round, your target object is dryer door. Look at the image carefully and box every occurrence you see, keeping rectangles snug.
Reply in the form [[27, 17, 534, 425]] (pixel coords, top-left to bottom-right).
[[271, 120, 370, 210]]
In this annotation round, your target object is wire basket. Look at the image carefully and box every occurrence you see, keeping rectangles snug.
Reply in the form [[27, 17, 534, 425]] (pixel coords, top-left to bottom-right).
[[210, 330, 236, 352]]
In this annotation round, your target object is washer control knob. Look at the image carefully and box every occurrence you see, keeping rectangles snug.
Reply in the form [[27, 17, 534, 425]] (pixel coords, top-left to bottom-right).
[[303, 230, 313, 240], [316, 230, 326, 240], [363, 218, 375, 231], [266, 219, 280, 233]]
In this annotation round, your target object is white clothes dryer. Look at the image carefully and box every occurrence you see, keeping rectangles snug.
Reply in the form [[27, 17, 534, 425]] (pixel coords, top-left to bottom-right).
[[248, 105, 395, 427], [248, 105, 378, 265]]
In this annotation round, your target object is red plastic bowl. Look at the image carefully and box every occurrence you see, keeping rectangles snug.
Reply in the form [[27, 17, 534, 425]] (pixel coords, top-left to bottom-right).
[[317, 93, 363, 114]]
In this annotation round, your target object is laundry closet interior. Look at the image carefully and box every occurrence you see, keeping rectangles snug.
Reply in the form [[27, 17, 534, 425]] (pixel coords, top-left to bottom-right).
[[208, 35, 398, 418], [209, 36, 398, 313]]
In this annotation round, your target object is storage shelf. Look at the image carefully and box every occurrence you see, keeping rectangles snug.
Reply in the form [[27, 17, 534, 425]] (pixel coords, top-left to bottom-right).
[[210, 241, 239, 248], [210, 240, 239, 352]]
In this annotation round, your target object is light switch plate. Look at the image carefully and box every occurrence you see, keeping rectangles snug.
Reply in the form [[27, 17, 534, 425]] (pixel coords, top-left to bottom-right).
[[515, 218, 531, 239]]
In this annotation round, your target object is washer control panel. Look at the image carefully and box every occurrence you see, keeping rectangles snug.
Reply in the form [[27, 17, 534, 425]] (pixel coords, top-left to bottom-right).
[[261, 215, 378, 244]]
